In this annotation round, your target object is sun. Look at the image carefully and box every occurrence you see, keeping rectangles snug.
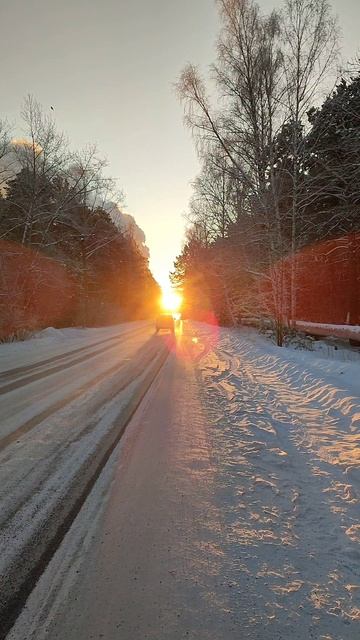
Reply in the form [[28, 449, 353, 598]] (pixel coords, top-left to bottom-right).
[[161, 287, 183, 314]]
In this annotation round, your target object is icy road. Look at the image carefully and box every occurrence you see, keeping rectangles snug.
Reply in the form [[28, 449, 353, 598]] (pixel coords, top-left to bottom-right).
[[1, 321, 360, 639]]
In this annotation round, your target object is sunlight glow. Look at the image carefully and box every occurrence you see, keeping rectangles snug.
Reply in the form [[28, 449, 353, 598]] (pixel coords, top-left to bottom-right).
[[161, 288, 183, 313], [11, 138, 43, 153]]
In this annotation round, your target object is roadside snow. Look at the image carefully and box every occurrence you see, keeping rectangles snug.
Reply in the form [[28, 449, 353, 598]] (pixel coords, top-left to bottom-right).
[[0, 322, 148, 373], [296, 320, 360, 341], [194, 323, 360, 636]]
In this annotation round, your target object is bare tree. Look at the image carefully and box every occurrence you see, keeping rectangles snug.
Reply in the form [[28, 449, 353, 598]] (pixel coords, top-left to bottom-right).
[[281, 0, 339, 322], [0, 117, 12, 192], [0, 96, 70, 247], [176, 0, 339, 344], [177, 0, 287, 341], [0, 97, 126, 330], [188, 152, 238, 241]]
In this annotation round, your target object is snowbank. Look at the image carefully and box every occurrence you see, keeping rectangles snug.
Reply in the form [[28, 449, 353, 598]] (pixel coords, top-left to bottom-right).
[[296, 320, 360, 342]]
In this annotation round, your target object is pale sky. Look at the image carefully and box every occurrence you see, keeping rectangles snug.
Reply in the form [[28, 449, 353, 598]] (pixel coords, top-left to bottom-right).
[[1, 0, 359, 289]]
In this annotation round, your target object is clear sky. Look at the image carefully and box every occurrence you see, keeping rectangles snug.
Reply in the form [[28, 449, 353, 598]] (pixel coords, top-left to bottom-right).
[[1, 0, 359, 289]]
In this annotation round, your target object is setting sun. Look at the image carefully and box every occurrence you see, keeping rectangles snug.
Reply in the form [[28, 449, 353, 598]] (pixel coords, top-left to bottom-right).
[[161, 288, 183, 313]]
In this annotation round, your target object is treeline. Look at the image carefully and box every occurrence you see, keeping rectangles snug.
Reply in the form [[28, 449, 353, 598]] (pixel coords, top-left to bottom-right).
[[172, 0, 360, 345], [0, 97, 159, 339]]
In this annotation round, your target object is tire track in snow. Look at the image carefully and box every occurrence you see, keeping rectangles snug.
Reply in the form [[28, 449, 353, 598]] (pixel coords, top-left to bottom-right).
[[0, 325, 146, 395], [0, 337, 165, 526], [0, 341, 170, 640], [0, 330, 151, 453]]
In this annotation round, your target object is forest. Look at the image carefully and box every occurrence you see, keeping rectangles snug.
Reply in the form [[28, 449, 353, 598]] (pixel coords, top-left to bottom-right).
[[0, 97, 159, 339], [172, 0, 360, 345]]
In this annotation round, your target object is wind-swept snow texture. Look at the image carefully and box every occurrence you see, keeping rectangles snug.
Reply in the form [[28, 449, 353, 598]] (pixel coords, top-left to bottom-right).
[[198, 325, 360, 637], [7, 323, 360, 640]]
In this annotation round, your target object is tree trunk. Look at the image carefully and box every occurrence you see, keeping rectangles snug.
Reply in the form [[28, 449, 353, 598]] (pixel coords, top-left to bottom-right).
[[275, 316, 283, 347]]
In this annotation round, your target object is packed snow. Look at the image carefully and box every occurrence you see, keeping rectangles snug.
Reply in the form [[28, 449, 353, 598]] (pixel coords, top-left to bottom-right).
[[0, 321, 169, 634]]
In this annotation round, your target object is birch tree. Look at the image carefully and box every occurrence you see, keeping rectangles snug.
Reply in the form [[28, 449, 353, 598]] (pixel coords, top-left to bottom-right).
[[281, 0, 338, 322], [176, 0, 338, 344], [0, 118, 11, 192]]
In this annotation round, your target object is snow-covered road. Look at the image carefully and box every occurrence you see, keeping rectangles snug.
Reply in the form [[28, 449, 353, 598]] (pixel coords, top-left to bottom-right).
[[5, 322, 360, 639], [0, 322, 171, 636], [0, 323, 151, 446]]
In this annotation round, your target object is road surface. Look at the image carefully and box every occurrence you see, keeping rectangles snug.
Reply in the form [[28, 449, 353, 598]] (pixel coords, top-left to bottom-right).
[[3, 321, 360, 639], [0, 322, 169, 636]]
